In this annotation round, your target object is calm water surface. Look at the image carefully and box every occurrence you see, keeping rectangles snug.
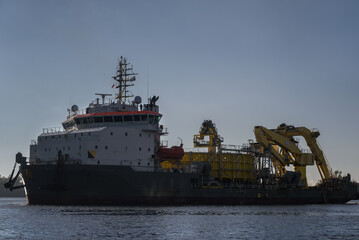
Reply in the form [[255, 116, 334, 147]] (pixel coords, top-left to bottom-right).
[[0, 198, 358, 240]]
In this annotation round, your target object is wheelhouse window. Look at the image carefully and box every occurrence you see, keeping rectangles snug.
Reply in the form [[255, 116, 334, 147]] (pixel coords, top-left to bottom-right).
[[149, 115, 154, 124], [154, 116, 161, 124], [148, 115, 161, 124], [72, 113, 155, 126], [124, 115, 133, 122], [114, 115, 123, 122], [81, 118, 88, 124], [94, 116, 103, 123], [104, 116, 113, 122]]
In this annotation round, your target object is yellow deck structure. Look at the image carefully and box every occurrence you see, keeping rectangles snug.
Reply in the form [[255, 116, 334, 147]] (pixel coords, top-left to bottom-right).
[[161, 120, 256, 184], [183, 151, 256, 183]]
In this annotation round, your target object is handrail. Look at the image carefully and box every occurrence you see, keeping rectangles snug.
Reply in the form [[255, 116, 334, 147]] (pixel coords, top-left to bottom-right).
[[42, 126, 65, 134]]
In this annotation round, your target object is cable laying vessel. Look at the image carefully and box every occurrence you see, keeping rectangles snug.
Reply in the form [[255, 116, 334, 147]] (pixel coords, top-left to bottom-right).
[[5, 57, 359, 205]]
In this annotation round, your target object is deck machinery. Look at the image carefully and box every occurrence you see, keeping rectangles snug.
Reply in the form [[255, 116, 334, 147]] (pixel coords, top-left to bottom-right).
[[161, 121, 353, 190]]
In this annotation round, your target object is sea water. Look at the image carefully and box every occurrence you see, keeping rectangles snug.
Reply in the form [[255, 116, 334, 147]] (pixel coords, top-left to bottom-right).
[[0, 198, 358, 240]]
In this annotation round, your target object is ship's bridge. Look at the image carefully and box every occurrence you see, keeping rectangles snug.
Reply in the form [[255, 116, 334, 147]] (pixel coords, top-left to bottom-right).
[[62, 111, 162, 131]]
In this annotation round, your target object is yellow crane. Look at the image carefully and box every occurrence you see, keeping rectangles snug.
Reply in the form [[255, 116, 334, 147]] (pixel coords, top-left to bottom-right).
[[274, 124, 332, 181], [193, 120, 223, 153], [254, 124, 332, 186]]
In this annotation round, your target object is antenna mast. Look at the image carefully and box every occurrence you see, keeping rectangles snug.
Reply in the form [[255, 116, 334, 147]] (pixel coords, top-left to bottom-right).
[[112, 56, 137, 104]]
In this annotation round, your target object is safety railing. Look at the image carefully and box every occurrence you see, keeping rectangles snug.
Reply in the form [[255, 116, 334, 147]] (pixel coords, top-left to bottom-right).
[[42, 126, 65, 134]]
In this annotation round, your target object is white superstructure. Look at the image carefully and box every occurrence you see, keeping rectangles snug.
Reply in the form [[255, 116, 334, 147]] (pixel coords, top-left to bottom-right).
[[29, 57, 166, 171]]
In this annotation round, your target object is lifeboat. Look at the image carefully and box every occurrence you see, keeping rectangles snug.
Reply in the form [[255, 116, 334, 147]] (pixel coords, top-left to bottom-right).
[[157, 145, 184, 160]]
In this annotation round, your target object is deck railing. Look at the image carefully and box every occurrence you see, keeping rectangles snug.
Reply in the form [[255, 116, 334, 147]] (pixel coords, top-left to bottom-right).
[[42, 126, 65, 134]]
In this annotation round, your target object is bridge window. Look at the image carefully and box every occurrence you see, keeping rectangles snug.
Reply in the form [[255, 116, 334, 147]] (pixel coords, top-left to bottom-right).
[[134, 115, 141, 121], [75, 118, 80, 124], [141, 115, 147, 121], [124, 115, 133, 122], [114, 116, 123, 122], [104, 116, 113, 122], [154, 116, 161, 124], [94, 116, 103, 123], [81, 118, 88, 124], [87, 117, 94, 124], [149, 115, 154, 124]]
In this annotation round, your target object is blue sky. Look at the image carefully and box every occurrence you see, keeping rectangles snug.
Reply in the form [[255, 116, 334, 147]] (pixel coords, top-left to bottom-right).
[[0, 0, 358, 183]]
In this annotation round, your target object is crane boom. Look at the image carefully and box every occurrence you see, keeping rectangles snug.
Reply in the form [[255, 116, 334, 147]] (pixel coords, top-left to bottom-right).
[[274, 124, 332, 181], [253, 124, 338, 186]]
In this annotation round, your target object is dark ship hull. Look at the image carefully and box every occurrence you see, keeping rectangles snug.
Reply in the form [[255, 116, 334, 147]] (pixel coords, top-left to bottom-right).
[[20, 164, 358, 205]]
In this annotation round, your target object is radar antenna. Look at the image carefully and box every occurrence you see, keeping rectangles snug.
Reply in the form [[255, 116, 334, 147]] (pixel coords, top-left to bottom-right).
[[112, 56, 138, 104], [95, 93, 112, 104]]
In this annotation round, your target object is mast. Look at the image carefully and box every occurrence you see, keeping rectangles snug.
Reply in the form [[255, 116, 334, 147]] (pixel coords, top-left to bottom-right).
[[112, 56, 137, 104]]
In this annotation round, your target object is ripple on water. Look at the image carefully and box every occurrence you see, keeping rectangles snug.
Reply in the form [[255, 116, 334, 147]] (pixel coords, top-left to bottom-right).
[[0, 198, 358, 240]]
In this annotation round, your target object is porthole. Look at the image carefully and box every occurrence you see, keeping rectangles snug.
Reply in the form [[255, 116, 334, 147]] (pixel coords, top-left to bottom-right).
[[105, 146, 108, 150], [125, 132, 128, 136], [68, 146, 70, 150], [148, 148, 150, 152], [49, 148, 51, 152], [74, 134, 77, 137], [97, 160, 100, 164], [138, 162, 140, 166], [81, 133, 83, 136], [110, 132, 113, 135], [95, 145, 98, 149], [139, 147, 141, 151], [147, 162, 150, 166], [139, 133, 142, 137], [79, 145, 82, 150], [89, 133, 91, 136], [45, 148, 47, 152]]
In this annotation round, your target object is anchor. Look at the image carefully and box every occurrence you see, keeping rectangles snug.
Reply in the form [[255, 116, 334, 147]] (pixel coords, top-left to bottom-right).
[[4, 152, 26, 191]]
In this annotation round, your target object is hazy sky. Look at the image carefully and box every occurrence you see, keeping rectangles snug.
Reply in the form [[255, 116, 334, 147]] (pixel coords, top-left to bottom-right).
[[0, 0, 358, 183]]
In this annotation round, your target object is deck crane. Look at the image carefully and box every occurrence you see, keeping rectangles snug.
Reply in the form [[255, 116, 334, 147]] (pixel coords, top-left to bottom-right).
[[274, 124, 332, 181], [193, 120, 223, 154], [254, 126, 314, 186], [254, 123, 334, 186]]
